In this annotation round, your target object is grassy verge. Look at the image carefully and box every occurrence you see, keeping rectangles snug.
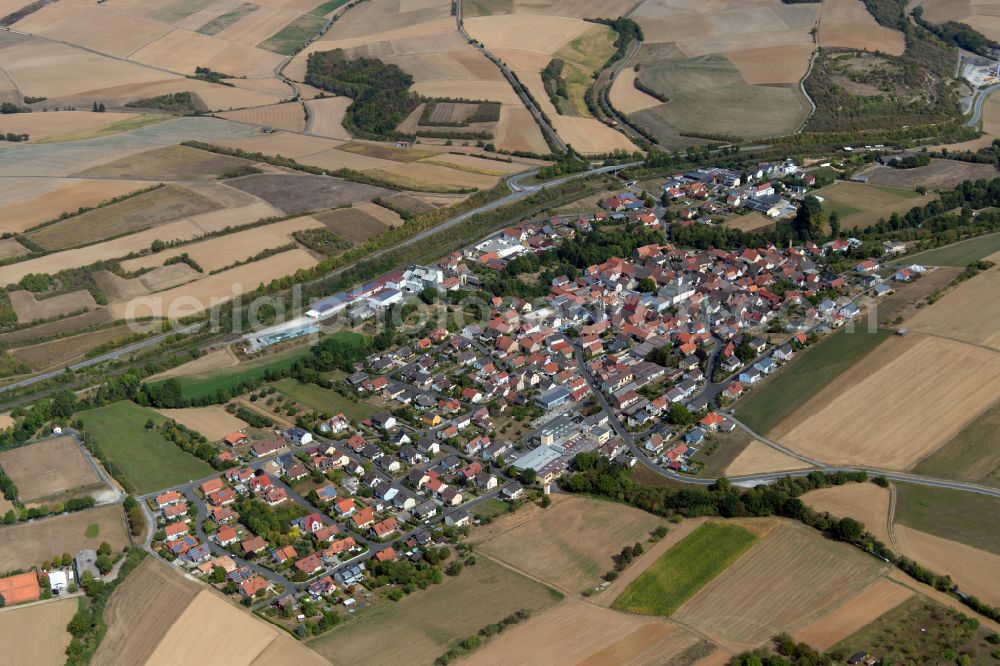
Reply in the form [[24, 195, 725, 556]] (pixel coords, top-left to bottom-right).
[[77, 401, 213, 494], [170, 347, 311, 400], [893, 482, 1000, 556], [734, 328, 892, 435], [611, 522, 756, 616]]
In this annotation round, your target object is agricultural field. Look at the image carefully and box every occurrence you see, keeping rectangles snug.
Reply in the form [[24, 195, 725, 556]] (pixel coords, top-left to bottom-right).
[[314, 207, 392, 244], [0, 435, 105, 504], [0, 179, 148, 235], [474, 495, 667, 593], [225, 173, 395, 215], [903, 266, 1000, 349], [892, 482, 1000, 557], [9, 290, 98, 324], [802, 482, 894, 548], [154, 406, 249, 441], [612, 521, 757, 617], [907, 232, 1000, 267], [147, 348, 241, 381], [9, 325, 136, 372], [817, 0, 906, 55], [813, 181, 925, 230], [734, 327, 892, 436], [672, 522, 886, 651], [0, 111, 161, 143], [217, 101, 308, 132], [76, 144, 256, 181], [724, 212, 775, 233], [165, 347, 312, 400], [95, 558, 325, 666], [304, 96, 352, 140], [271, 377, 378, 422], [915, 0, 1000, 43], [792, 578, 913, 651], [860, 159, 999, 191], [77, 401, 214, 495], [307, 556, 563, 666], [912, 398, 1000, 487], [723, 440, 812, 478], [0, 597, 77, 666], [0, 504, 129, 570], [895, 525, 1000, 607], [462, 599, 703, 665]]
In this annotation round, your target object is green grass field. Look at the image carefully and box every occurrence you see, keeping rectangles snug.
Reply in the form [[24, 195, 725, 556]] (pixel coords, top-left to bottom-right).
[[611, 522, 756, 616], [272, 378, 377, 421], [309, 0, 349, 15], [257, 14, 327, 54], [78, 401, 214, 495], [906, 232, 1000, 267], [893, 482, 1000, 556], [912, 399, 1000, 488], [734, 328, 892, 435], [169, 347, 312, 400]]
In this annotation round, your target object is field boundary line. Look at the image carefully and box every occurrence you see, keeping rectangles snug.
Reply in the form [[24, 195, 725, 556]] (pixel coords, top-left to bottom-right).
[[474, 549, 574, 597], [903, 330, 1000, 355]]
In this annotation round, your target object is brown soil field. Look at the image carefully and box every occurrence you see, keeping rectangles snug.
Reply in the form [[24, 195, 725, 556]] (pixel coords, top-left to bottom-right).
[[147, 347, 240, 381], [109, 248, 319, 319], [75, 145, 255, 181], [353, 201, 404, 227], [225, 173, 395, 214], [894, 525, 1000, 607], [725, 212, 775, 232], [817, 0, 905, 55], [802, 483, 894, 548], [474, 495, 667, 593], [772, 334, 1000, 470], [214, 5, 299, 45], [11, 324, 135, 371], [9, 290, 99, 324], [422, 153, 528, 176], [0, 598, 77, 666], [0, 435, 103, 503], [94, 557, 200, 666], [120, 216, 325, 274], [493, 105, 549, 154], [0, 239, 27, 260], [129, 28, 285, 78], [723, 440, 813, 477], [370, 161, 500, 190], [462, 599, 701, 665], [792, 578, 913, 650], [0, 201, 282, 286], [25, 185, 222, 251], [466, 14, 594, 54], [338, 141, 439, 162], [0, 309, 113, 346], [610, 68, 663, 114], [217, 102, 307, 132], [673, 522, 886, 651], [304, 96, 352, 140], [0, 504, 129, 570], [0, 179, 149, 235], [903, 268, 1000, 349], [314, 208, 392, 244], [154, 406, 249, 441], [193, 85, 288, 111], [726, 44, 815, 85], [861, 160, 999, 190], [0, 111, 145, 143], [95, 265, 201, 302], [15, 3, 171, 58]]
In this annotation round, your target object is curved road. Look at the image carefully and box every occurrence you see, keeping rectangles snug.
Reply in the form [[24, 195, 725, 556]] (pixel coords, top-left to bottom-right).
[[966, 82, 1000, 128]]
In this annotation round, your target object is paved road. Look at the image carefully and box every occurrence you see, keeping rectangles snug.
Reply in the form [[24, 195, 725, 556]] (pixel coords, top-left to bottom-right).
[[455, 0, 565, 152], [966, 82, 1000, 128]]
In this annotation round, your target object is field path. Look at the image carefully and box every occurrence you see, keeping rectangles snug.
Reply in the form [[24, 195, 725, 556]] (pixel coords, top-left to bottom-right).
[[475, 550, 574, 597], [886, 483, 899, 553]]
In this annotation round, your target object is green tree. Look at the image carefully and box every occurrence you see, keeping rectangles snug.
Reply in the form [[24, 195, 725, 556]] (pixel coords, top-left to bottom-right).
[[793, 195, 826, 241], [95, 554, 113, 575], [834, 517, 863, 542]]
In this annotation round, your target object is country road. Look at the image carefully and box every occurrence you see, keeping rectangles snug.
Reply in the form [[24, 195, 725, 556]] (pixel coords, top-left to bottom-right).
[[966, 82, 1000, 128]]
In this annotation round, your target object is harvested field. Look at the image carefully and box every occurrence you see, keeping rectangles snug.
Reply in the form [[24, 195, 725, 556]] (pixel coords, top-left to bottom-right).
[[148, 347, 240, 381], [11, 324, 135, 372], [463, 599, 701, 666], [95, 265, 201, 302], [120, 216, 325, 274], [551, 115, 639, 154], [307, 555, 562, 666], [609, 68, 663, 114], [892, 481, 1000, 556], [861, 159, 998, 190], [191, 85, 288, 111], [475, 495, 667, 593], [314, 207, 390, 244], [465, 14, 593, 54], [25, 185, 222, 251], [0, 504, 129, 570], [726, 44, 815, 85], [912, 398, 1000, 488], [75, 145, 255, 181], [723, 440, 812, 477], [725, 212, 774, 232], [225, 173, 395, 214], [352, 201, 404, 227], [818, 0, 906, 55], [793, 578, 913, 651], [0, 202, 282, 286], [0, 309, 113, 346], [493, 105, 549, 154], [813, 181, 924, 230], [0, 111, 148, 143], [9, 290, 98, 324], [872, 265, 961, 325], [0, 435, 103, 503], [772, 334, 1000, 470], [217, 101, 307, 132], [0, 239, 27, 260], [894, 525, 1000, 607], [673, 522, 886, 651], [369, 161, 498, 190], [903, 268, 1000, 349], [16, 3, 172, 58], [304, 96, 352, 140], [338, 141, 437, 163], [129, 28, 286, 78], [154, 406, 249, 441], [0, 597, 76, 666], [109, 248, 319, 319], [0, 179, 149, 235], [421, 153, 528, 176], [802, 482, 894, 548]]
